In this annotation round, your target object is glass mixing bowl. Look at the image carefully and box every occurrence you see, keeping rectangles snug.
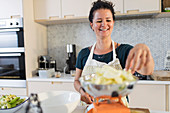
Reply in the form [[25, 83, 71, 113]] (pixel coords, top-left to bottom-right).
[[79, 74, 138, 97]]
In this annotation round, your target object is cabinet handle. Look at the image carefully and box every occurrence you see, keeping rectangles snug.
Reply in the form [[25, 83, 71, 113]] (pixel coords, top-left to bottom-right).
[[64, 15, 75, 18], [115, 11, 121, 14], [11, 15, 21, 19], [127, 10, 139, 14], [1, 88, 11, 90], [49, 16, 59, 20], [51, 81, 63, 84]]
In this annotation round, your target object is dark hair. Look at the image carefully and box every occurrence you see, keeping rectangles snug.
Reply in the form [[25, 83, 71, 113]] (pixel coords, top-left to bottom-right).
[[89, 0, 115, 23]]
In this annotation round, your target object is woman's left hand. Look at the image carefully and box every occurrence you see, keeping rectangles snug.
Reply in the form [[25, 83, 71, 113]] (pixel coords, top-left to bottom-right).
[[125, 44, 154, 75]]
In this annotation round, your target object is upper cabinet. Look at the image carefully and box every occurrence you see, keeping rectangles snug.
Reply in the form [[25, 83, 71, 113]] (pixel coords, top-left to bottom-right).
[[109, 0, 124, 14], [34, 0, 91, 20], [124, 0, 161, 14], [62, 0, 91, 18], [33, 0, 169, 25], [0, 0, 23, 19], [34, 0, 61, 20], [91, 0, 124, 14]]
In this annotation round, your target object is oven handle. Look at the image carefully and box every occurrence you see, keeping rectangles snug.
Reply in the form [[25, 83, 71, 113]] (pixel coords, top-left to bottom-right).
[[0, 28, 20, 32], [0, 53, 21, 56], [0, 47, 25, 53]]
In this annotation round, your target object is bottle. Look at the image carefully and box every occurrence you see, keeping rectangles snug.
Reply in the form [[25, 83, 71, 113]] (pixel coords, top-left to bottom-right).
[[25, 93, 43, 113]]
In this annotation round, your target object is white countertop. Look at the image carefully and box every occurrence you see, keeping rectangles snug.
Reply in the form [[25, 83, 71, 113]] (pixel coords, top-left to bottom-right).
[[16, 105, 85, 113], [27, 74, 170, 85], [27, 74, 75, 82], [16, 105, 170, 113]]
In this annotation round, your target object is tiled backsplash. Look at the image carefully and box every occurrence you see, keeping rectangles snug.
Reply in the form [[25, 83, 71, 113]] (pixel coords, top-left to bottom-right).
[[48, 17, 170, 70]]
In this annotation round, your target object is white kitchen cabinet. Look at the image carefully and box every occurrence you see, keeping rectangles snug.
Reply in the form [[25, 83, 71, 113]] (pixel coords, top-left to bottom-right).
[[129, 84, 166, 111], [33, 0, 61, 20], [0, 87, 27, 96], [0, 0, 23, 19], [91, 0, 123, 14], [33, 0, 167, 25], [27, 81, 76, 95], [62, 0, 92, 18], [111, 0, 124, 14], [34, 0, 91, 20], [124, 0, 161, 14]]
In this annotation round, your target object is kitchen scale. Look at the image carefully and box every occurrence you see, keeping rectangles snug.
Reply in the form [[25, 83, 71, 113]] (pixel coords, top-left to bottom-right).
[[79, 74, 138, 113]]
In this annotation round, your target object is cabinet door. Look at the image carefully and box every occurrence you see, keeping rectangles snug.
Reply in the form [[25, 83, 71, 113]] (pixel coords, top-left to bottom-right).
[[129, 84, 166, 111], [0, 87, 27, 96], [124, 0, 161, 14], [91, 0, 123, 14], [27, 81, 76, 95], [62, 0, 92, 18], [110, 0, 123, 14], [0, 0, 23, 19], [34, 0, 61, 20]]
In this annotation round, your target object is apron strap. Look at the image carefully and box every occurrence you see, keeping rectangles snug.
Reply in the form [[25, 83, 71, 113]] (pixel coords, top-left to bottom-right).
[[89, 40, 116, 60]]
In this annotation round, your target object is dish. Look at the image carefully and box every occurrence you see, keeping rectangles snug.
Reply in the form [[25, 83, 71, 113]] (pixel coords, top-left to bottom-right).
[[79, 65, 138, 97], [80, 74, 138, 97], [38, 91, 80, 113], [0, 96, 28, 113]]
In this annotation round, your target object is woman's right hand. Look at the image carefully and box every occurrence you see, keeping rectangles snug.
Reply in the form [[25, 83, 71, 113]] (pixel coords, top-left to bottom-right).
[[74, 68, 94, 104], [80, 89, 94, 104]]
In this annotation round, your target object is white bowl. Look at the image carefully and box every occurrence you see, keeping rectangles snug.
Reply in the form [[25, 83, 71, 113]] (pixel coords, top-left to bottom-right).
[[38, 91, 80, 113], [0, 96, 28, 113]]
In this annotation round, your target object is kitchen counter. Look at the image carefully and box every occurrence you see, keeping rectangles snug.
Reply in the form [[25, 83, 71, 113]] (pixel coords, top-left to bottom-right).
[[27, 74, 170, 85], [16, 105, 86, 113], [16, 105, 170, 113], [27, 75, 75, 82]]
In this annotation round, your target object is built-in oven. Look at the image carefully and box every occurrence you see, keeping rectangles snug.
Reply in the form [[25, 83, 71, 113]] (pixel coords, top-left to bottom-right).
[[0, 18, 26, 88]]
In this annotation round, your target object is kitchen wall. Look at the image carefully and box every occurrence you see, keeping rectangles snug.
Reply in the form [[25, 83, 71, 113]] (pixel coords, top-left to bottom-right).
[[23, 0, 47, 78], [48, 17, 170, 70]]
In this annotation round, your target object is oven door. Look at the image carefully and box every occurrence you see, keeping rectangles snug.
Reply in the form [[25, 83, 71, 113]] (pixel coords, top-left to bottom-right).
[[0, 28, 24, 48], [0, 48, 26, 87], [0, 48, 25, 79]]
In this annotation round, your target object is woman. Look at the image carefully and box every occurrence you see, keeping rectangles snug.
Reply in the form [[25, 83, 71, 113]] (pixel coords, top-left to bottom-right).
[[74, 0, 154, 104]]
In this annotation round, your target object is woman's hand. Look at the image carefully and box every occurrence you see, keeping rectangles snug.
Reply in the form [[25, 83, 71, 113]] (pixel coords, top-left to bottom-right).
[[125, 44, 154, 75], [80, 89, 94, 104], [74, 68, 94, 104]]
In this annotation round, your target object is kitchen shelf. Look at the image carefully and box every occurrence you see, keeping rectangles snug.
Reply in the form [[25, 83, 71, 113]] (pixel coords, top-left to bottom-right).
[[35, 12, 170, 26], [35, 17, 89, 26]]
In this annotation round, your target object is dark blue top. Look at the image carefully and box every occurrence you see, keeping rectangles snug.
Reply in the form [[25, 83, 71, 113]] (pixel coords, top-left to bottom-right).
[[76, 44, 133, 70]]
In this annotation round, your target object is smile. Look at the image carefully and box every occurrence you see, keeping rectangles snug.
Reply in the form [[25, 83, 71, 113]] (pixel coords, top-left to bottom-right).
[[99, 28, 109, 31]]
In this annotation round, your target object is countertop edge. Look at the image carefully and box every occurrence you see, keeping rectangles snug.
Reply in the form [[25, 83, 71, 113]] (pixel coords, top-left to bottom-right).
[[27, 77, 75, 82], [27, 77, 170, 85]]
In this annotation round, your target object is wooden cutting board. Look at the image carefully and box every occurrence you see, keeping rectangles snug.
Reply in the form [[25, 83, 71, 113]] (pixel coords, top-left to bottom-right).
[[152, 70, 170, 81], [130, 108, 150, 113]]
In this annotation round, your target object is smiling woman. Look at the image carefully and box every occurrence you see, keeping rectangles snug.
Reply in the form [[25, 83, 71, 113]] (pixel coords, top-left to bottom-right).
[[90, 9, 114, 40], [74, 0, 154, 104]]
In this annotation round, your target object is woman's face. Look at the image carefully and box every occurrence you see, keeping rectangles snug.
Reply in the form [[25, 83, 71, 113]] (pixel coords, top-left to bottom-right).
[[90, 9, 114, 39]]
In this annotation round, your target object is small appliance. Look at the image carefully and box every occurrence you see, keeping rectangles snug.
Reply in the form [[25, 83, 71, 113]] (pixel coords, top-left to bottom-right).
[[38, 55, 56, 78], [38, 55, 56, 71], [164, 50, 170, 71], [64, 44, 76, 74], [38, 55, 51, 69]]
